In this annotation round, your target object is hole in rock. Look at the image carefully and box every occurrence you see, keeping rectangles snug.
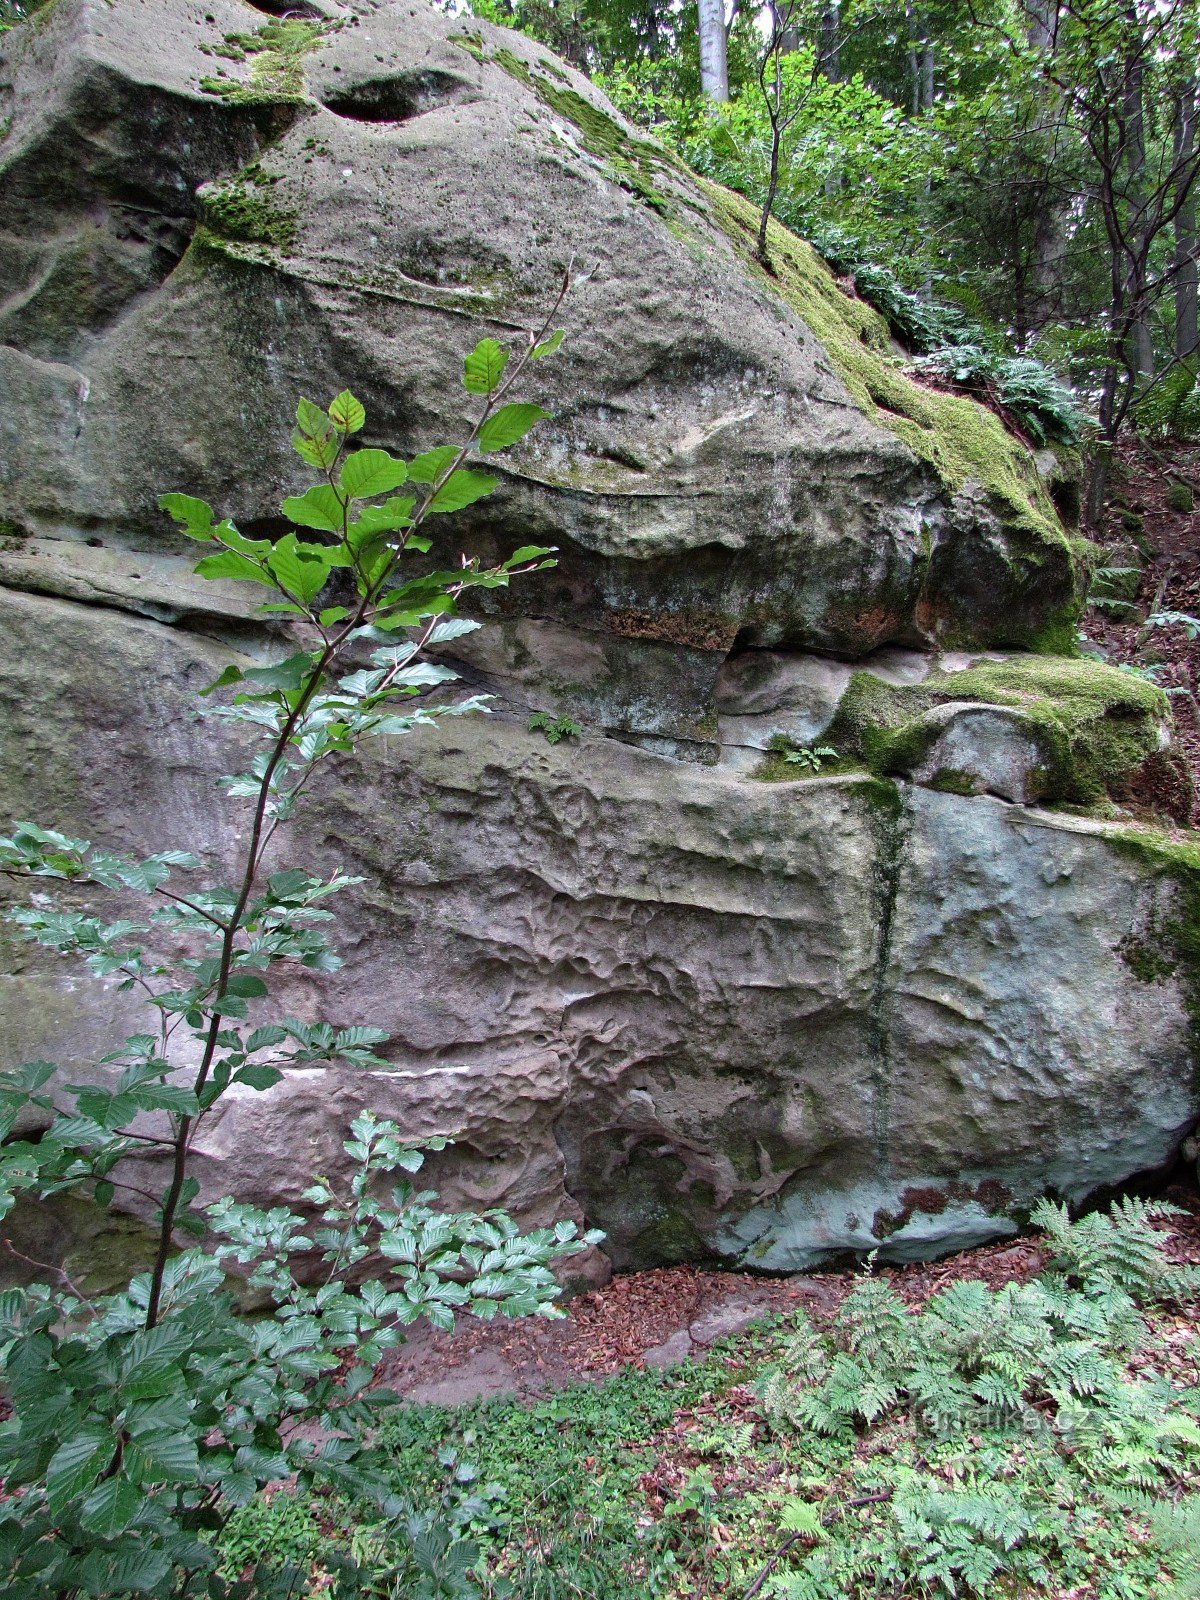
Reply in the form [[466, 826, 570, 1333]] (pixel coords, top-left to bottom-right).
[[322, 70, 471, 123], [1048, 473, 1081, 527], [242, 0, 325, 18], [85, 537, 103, 548]]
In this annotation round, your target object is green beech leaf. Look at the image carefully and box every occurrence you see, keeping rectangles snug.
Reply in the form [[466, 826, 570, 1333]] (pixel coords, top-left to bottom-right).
[[226, 974, 268, 999], [507, 544, 556, 565], [159, 493, 216, 539], [293, 397, 339, 469], [281, 484, 346, 534], [240, 652, 316, 692], [428, 470, 497, 514], [80, 1475, 143, 1537], [195, 551, 274, 587], [234, 1063, 284, 1091], [46, 1429, 112, 1511], [407, 446, 458, 484], [267, 534, 333, 606], [268, 868, 313, 898], [463, 337, 509, 394], [340, 448, 408, 499], [200, 664, 245, 697], [530, 327, 564, 359], [348, 496, 416, 541], [125, 1429, 200, 1484], [476, 403, 550, 453], [328, 391, 367, 434]]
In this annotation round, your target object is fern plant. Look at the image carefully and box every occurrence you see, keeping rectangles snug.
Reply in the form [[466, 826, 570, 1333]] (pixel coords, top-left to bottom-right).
[[758, 1197, 1200, 1598], [1030, 1196, 1200, 1306]]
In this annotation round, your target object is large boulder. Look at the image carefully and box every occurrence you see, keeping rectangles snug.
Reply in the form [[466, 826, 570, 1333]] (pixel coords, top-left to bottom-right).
[[1, 585, 1198, 1272], [0, 0, 1078, 715], [1, 0, 1197, 1277]]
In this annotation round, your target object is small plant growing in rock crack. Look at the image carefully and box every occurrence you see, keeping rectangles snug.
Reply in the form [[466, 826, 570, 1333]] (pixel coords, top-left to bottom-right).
[[0, 289, 602, 1599], [527, 711, 582, 744], [783, 744, 838, 773]]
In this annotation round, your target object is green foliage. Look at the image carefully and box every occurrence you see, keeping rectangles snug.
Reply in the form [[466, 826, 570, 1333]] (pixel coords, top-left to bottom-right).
[[1132, 364, 1200, 444], [783, 744, 838, 773], [0, 0, 51, 31], [1030, 1195, 1200, 1305], [753, 1200, 1200, 1597], [1166, 482, 1196, 514], [527, 711, 582, 744], [0, 316, 601, 1597], [217, 1198, 1200, 1598]]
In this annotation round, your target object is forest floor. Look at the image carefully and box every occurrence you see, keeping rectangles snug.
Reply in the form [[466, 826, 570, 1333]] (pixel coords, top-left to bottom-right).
[[1085, 438, 1200, 825], [220, 1186, 1200, 1599]]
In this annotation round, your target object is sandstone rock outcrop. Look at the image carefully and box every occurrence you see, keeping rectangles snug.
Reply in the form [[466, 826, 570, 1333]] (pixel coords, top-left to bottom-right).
[[1, 0, 1198, 1279]]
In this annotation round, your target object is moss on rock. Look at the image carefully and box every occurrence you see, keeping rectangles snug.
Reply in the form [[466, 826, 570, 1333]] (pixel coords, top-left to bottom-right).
[[198, 18, 329, 105], [198, 166, 297, 250], [697, 182, 1071, 561], [463, 39, 682, 217], [824, 655, 1168, 805], [1103, 829, 1200, 1052]]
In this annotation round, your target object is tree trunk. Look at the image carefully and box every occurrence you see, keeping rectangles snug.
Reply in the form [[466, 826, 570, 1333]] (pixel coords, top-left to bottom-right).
[[699, 0, 729, 102], [1124, 41, 1154, 379], [1175, 79, 1199, 362], [817, 2, 840, 82]]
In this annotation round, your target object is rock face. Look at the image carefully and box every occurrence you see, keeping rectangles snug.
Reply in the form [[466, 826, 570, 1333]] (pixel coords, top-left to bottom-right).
[[1, 0, 1198, 1277]]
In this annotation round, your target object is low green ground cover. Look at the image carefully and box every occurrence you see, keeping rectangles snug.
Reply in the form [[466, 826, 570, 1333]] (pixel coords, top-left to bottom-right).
[[218, 1199, 1200, 1599]]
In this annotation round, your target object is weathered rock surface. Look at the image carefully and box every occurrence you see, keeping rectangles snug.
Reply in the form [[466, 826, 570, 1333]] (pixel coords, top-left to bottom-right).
[[0, 0, 1078, 695], [2, 586, 1198, 1272], [1, 0, 1198, 1278]]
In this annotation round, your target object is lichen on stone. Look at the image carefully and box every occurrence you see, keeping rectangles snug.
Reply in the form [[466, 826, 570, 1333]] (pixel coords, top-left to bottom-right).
[[824, 655, 1169, 805]]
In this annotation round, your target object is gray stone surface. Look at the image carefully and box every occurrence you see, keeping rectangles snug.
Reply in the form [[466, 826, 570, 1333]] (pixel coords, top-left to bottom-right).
[[2, 586, 1197, 1274], [908, 703, 1051, 802], [0, 0, 1076, 666], [642, 1330, 693, 1370], [714, 646, 932, 769]]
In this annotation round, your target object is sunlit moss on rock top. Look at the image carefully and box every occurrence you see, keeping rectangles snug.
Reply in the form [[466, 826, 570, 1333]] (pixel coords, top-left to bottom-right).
[[698, 181, 1071, 556], [824, 655, 1169, 805]]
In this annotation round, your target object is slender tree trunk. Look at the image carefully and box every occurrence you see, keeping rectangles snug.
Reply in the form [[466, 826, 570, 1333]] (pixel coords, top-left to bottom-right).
[[920, 37, 935, 113], [757, 46, 782, 264], [1175, 79, 1199, 361], [1124, 41, 1155, 379], [699, 0, 729, 102], [817, 1, 840, 81]]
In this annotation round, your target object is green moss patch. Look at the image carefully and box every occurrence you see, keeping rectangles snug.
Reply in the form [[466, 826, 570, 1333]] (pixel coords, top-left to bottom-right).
[[823, 655, 1168, 806], [199, 18, 329, 105], [1104, 829, 1200, 1047], [456, 38, 682, 216], [697, 182, 1070, 560], [198, 164, 297, 250]]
